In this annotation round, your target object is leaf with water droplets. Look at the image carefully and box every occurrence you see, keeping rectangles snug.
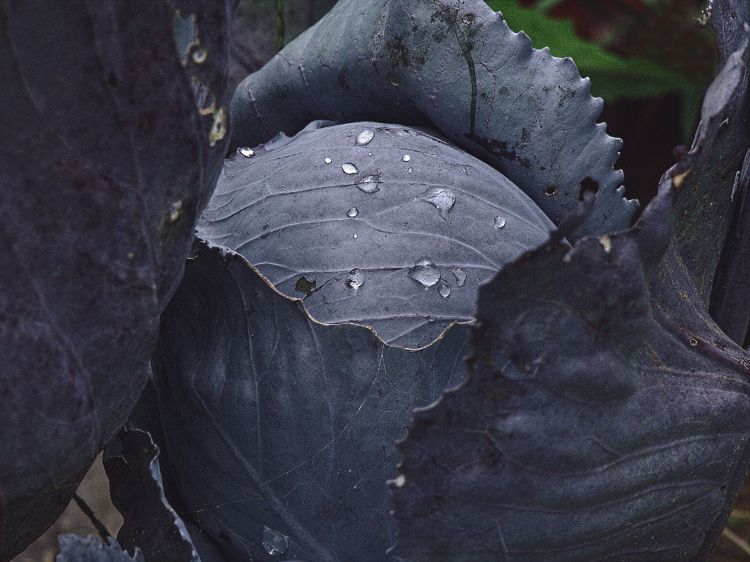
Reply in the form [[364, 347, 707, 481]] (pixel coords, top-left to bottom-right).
[[150, 244, 472, 561], [0, 1, 232, 557], [198, 121, 556, 347], [230, 0, 636, 240]]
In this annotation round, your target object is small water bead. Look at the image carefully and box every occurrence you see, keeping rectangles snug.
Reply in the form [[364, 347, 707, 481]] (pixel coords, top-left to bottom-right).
[[237, 147, 255, 158], [494, 216, 507, 230], [192, 47, 207, 64], [347, 207, 359, 218], [355, 175, 380, 194], [418, 187, 456, 216], [324, 157, 332, 164], [402, 154, 411, 162], [408, 257, 441, 288], [262, 526, 289, 556], [439, 284, 451, 298], [451, 268, 467, 287], [353, 234, 358, 239], [356, 129, 375, 146], [407, 167, 413, 173], [346, 268, 365, 289], [342, 162, 358, 174]]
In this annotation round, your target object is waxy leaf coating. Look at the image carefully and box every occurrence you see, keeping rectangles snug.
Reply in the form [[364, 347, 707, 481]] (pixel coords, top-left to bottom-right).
[[151, 245, 471, 561], [0, 0, 232, 557], [230, 0, 636, 240], [198, 120, 556, 347]]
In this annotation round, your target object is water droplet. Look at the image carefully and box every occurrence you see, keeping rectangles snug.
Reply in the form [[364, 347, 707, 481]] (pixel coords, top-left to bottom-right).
[[388, 75, 400, 87], [237, 147, 255, 158], [346, 269, 365, 289], [494, 216, 506, 230], [402, 154, 411, 162], [407, 167, 413, 173], [324, 157, 332, 164], [262, 526, 289, 556], [451, 268, 467, 287], [353, 234, 358, 239], [294, 276, 316, 296], [418, 187, 455, 216], [347, 207, 359, 218], [342, 163, 359, 175], [388, 474, 406, 488], [169, 200, 183, 223], [356, 129, 375, 146], [355, 174, 381, 193], [462, 13, 476, 24], [408, 257, 440, 288], [192, 47, 207, 64], [439, 284, 451, 298]]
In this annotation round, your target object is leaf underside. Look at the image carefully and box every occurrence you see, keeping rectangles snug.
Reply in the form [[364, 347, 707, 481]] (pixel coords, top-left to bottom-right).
[[151, 245, 471, 561], [198, 120, 556, 347], [0, 1, 231, 557], [230, 0, 637, 240]]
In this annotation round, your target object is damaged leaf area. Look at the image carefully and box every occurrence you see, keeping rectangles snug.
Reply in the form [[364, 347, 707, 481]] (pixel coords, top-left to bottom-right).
[[0, 0, 232, 558], [198, 120, 556, 347], [104, 428, 199, 562], [151, 245, 471, 561], [391, 179, 750, 561], [230, 0, 636, 240]]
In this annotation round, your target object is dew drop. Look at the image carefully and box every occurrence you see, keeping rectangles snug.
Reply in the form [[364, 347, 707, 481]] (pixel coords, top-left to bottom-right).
[[451, 268, 467, 287], [355, 174, 381, 193], [346, 269, 365, 289], [439, 284, 451, 298], [462, 13, 476, 24], [237, 147, 255, 158], [262, 526, 289, 556], [356, 129, 375, 146], [407, 167, 413, 173], [347, 207, 359, 218], [418, 187, 455, 216], [402, 154, 411, 162], [408, 257, 440, 288], [324, 157, 332, 164], [342, 163, 359, 175], [494, 216, 506, 230], [353, 234, 358, 239], [192, 47, 207, 64]]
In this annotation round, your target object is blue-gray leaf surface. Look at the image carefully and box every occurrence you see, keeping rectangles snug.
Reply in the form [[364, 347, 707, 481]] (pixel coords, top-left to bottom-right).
[[198, 120, 556, 347], [0, 1, 231, 557], [230, 0, 637, 240], [391, 175, 750, 561], [55, 535, 143, 562], [151, 244, 471, 561]]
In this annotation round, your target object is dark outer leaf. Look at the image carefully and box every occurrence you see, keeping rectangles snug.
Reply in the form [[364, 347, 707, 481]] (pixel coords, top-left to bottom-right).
[[104, 428, 199, 562], [391, 174, 750, 561], [55, 535, 143, 562], [710, 149, 750, 345], [673, 18, 750, 304], [0, 1, 231, 557], [151, 244, 471, 561], [230, 0, 636, 240], [198, 121, 556, 347]]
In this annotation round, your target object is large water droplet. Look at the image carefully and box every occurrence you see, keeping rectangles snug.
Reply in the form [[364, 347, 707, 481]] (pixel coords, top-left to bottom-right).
[[262, 526, 289, 556], [451, 268, 467, 287], [355, 174, 381, 193], [342, 163, 358, 174], [192, 47, 207, 64], [408, 257, 440, 288], [347, 207, 359, 218], [418, 187, 456, 216], [346, 269, 365, 289], [356, 129, 375, 146], [439, 284, 451, 298], [494, 216, 506, 230], [324, 157, 332, 164], [402, 154, 411, 162], [237, 147, 255, 158]]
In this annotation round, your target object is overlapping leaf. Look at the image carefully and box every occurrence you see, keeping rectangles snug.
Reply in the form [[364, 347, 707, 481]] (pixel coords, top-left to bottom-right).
[[198, 121, 556, 347], [230, 0, 637, 239], [0, 1, 232, 557], [151, 245, 471, 560]]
